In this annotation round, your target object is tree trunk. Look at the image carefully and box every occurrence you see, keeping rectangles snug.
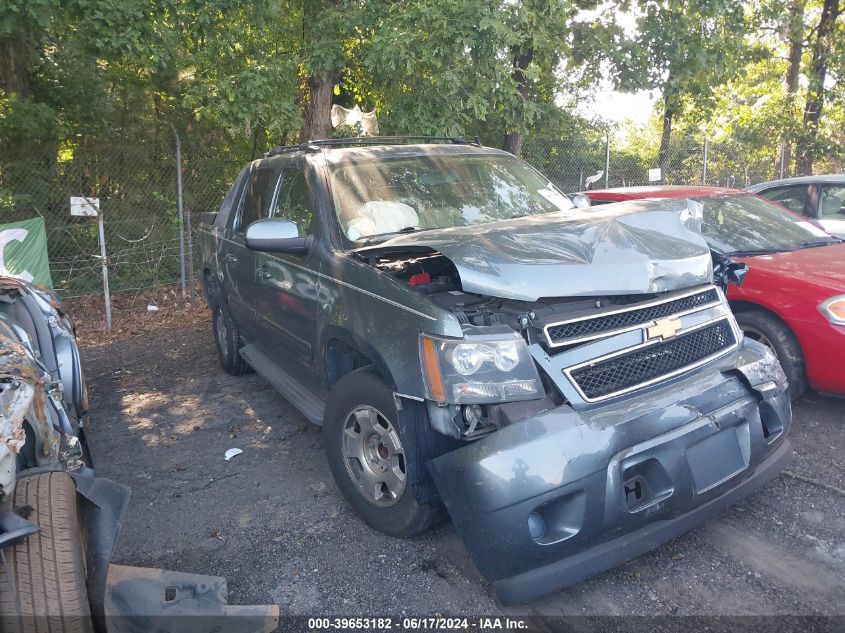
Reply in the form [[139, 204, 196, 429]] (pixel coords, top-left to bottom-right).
[[302, 71, 334, 141], [796, 0, 841, 176], [781, 0, 805, 176], [502, 132, 523, 156], [658, 91, 675, 182], [502, 48, 534, 156], [299, 0, 340, 143], [0, 32, 31, 97]]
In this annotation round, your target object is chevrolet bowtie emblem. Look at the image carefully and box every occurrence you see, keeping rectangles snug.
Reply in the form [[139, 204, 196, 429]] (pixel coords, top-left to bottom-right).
[[647, 317, 682, 341]]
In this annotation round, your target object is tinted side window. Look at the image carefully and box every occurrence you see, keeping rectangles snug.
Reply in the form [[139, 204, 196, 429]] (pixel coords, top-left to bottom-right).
[[759, 184, 808, 215], [818, 185, 845, 218], [215, 166, 249, 230], [238, 166, 280, 233], [274, 169, 314, 237]]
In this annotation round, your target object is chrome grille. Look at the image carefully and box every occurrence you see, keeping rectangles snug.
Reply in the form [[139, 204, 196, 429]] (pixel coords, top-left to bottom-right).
[[567, 319, 736, 401], [545, 288, 720, 347]]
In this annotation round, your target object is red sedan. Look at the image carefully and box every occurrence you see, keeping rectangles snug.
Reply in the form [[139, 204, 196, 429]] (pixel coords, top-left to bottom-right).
[[584, 186, 845, 399]]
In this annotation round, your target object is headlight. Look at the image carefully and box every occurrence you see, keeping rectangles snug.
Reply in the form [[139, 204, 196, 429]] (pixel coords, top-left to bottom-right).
[[420, 329, 542, 404], [819, 295, 845, 325]]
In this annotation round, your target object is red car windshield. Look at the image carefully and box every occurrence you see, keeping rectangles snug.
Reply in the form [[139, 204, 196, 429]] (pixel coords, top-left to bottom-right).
[[693, 194, 839, 256]]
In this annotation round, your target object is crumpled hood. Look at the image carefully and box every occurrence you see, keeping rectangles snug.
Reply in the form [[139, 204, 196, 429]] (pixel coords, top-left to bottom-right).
[[358, 199, 713, 301]]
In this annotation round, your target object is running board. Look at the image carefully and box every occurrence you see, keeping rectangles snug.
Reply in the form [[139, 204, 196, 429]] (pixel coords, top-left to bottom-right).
[[239, 344, 324, 425]]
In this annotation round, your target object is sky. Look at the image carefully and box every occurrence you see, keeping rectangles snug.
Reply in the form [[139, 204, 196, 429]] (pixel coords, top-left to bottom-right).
[[590, 89, 658, 125], [571, 5, 658, 127]]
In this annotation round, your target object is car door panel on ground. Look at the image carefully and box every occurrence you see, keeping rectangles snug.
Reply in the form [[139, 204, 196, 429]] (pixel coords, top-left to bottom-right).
[[253, 159, 323, 384]]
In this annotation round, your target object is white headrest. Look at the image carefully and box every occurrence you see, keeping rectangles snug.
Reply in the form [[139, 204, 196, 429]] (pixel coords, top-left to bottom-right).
[[346, 201, 419, 240]]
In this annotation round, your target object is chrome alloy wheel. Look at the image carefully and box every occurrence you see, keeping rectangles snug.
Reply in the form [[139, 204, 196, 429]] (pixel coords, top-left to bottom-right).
[[341, 405, 407, 507]]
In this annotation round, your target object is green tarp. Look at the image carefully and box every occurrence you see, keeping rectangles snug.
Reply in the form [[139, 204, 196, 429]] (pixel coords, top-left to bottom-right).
[[0, 217, 53, 288]]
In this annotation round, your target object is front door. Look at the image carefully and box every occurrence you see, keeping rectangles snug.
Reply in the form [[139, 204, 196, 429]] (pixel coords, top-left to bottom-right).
[[224, 162, 280, 341], [816, 183, 845, 238], [252, 160, 323, 384]]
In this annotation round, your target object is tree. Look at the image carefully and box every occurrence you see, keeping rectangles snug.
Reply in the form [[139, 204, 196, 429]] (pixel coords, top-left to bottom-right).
[[615, 0, 753, 177], [300, 0, 348, 141], [796, 0, 843, 174]]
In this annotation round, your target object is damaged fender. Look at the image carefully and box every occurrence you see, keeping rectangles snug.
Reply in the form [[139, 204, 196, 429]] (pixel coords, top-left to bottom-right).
[[0, 330, 48, 498]]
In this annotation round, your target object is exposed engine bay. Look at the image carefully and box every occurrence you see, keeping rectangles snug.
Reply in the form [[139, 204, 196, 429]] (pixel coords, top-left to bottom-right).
[[357, 246, 747, 442], [358, 246, 688, 339]]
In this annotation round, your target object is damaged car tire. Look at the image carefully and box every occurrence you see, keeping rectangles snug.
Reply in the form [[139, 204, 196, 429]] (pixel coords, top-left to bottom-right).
[[735, 309, 807, 400], [0, 472, 94, 633], [324, 367, 442, 537], [212, 303, 250, 375]]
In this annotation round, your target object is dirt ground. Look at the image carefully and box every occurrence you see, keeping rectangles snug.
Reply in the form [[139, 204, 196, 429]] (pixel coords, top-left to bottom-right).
[[74, 294, 845, 622]]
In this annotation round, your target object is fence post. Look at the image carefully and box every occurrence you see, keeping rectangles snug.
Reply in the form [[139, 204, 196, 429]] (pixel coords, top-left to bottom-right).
[[702, 137, 708, 185], [187, 207, 195, 304], [175, 132, 186, 298], [605, 130, 610, 188], [97, 211, 112, 331]]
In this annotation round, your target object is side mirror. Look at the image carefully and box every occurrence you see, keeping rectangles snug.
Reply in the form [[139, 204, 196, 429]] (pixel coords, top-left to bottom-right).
[[725, 261, 749, 287], [712, 251, 749, 290], [571, 193, 591, 209], [245, 219, 311, 254]]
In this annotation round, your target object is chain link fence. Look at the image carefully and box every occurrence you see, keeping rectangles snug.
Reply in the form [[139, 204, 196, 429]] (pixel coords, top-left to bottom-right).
[[1, 128, 842, 301], [0, 138, 244, 298]]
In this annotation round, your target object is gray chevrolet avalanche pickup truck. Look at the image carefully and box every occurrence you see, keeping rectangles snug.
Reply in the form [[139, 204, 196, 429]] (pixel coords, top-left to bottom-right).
[[198, 137, 792, 604]]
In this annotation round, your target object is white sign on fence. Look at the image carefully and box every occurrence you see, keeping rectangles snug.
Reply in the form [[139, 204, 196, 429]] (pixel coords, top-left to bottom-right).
[[648, 168, 662, 183], [70, 196, 100, 217]]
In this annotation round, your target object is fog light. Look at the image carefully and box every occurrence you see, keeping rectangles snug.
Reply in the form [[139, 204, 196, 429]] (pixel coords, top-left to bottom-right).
[[527, 511, 545, 539]]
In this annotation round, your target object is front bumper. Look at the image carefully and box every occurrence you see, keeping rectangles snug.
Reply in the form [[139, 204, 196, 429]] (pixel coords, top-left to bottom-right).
[[427, 341, 792, 605]]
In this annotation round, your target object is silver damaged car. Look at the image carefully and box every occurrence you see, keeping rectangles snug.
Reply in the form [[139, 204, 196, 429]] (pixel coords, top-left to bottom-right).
[[197, 138, 792, 604]]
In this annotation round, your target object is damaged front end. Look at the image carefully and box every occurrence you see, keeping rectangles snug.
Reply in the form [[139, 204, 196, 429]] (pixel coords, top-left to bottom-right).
[[426, 336, 791, 604], [357, 204, 790, 604]]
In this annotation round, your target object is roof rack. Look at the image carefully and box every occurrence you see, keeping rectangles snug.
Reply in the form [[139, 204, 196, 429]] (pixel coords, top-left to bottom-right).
[[264, 136, 481, 158]]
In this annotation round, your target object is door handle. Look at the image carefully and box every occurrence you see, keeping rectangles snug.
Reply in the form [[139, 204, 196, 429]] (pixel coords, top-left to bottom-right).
[[224, 253, 238, 263], [256, 265, 271, 280]]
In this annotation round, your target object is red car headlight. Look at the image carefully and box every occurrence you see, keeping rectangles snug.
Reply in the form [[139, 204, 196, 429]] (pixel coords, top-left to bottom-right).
[[819, 295, 845, 326]]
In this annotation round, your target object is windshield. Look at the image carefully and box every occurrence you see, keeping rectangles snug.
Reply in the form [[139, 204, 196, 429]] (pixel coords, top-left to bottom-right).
[[328, 153, 573, 243], [695, 193, 839, 255]]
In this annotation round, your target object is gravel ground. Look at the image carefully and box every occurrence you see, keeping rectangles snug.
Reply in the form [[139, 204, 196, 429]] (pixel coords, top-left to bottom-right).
[[81, 314, 845, 622]]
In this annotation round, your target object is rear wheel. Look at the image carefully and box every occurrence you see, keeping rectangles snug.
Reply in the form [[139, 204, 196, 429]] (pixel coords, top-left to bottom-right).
[[735, 309, 807, 400], [211, 303, 250, 375], [323, 367, 442, 537], [0, 472, 94, 633]]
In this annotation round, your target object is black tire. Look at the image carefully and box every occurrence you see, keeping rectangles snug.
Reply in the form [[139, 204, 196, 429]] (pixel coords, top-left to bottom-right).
[[0, 472, 94, 633], [323, 367, 443, 537], [211, 302, 250, 375], [735, 309, 807, 400]]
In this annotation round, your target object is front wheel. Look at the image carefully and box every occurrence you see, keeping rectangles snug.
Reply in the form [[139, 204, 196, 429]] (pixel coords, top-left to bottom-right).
[[735, 309, 807, 400], [323, 367, 441, 537]]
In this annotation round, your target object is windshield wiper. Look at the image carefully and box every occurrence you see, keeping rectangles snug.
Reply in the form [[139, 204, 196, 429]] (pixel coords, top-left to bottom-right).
[[356, 226, 429, 246], [728, 248, 789, 257], [797, 239, 841, 249]]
